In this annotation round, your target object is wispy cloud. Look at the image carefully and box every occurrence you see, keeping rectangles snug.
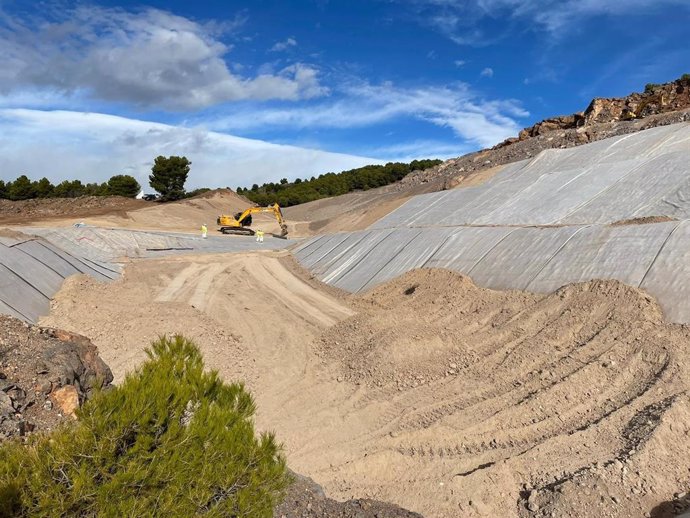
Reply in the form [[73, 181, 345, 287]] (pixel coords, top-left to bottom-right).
[[0, 109, 379, 187], [361, 139, 472, 162], [480, 67, 494, 78], [404, 0, 690, 44], [0, 7, 326, 110], [206, 81, 528, 148], [270, 37, 297, 52], [454, 60, 467, 67]]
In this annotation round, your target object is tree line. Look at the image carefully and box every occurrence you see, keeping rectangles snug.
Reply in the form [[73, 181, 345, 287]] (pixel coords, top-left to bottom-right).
[[0, 174, 142, 200], [1, 156, 442, 205], [236, 159, 442, 207], [0, 156, 195, 201]]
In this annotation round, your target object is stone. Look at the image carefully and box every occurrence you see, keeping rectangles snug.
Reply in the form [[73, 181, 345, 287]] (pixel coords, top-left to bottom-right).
[[527, 490, 540, 512], [0, 391, 14, 416], [51, 385, 80, 418], [37, 380, 52, 394]]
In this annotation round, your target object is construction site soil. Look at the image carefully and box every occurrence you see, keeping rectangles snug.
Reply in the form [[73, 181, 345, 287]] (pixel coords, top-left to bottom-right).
[[3, 90, 690, 516], [0, 195, 147, 224], [36, 252, 690, 517]]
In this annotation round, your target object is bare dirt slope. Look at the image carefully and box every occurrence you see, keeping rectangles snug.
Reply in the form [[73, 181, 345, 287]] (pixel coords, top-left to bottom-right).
[[40, 258, 690, 517], [0, 196, 147, 224], [7, 189, 285, 236]]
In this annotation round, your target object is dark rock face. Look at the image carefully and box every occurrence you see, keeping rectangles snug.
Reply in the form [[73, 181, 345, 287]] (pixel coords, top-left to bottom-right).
[[0, 316, 113, 440], [275, 471, 424, 518]]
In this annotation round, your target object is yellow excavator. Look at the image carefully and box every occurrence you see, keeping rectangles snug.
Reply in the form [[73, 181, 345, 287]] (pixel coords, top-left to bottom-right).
[[217, 203, 289, 238]]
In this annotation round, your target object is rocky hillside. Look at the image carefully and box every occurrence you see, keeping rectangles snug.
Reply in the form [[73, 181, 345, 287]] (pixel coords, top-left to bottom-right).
[[399, 75, 690, 190]]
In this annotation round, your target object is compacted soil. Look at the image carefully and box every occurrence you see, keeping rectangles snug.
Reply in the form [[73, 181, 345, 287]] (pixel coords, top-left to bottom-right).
[[39, 252, 690, 517]]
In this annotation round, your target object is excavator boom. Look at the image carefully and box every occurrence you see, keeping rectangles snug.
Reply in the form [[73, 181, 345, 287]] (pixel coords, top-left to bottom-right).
[[217, 203, 289, 238]]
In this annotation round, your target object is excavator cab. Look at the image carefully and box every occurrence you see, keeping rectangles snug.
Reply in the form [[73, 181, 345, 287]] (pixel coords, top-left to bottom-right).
[[233, 212, 252, 226]]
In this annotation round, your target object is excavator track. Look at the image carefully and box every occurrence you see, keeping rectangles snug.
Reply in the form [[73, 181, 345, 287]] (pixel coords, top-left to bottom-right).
[[220, 227, 255, 236]]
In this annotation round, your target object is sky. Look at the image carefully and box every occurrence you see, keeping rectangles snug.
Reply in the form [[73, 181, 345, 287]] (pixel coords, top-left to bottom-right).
[[1, 0, 689, 189]]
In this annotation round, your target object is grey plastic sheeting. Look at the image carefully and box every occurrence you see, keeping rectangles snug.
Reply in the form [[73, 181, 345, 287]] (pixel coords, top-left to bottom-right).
[[526, 222, 678, 293], [1, 228, 294, 323], [298, 232, 356, 270], [639, 220, 690, 323], [294, 220, 690, 323], [372, 123, 690, 228], [320, 230, 396, 286], [327, 228, 423, 292], [0, 237, 118, 323], [23, 227, 293, 262]]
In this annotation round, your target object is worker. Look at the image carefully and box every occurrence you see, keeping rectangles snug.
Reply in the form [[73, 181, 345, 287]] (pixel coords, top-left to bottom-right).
[[256, 229, 264, 243], [201, 223, 208, 239]]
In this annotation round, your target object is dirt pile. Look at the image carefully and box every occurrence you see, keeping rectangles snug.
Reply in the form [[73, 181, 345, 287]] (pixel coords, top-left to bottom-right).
[[400, 76, 690, 191], [40, 255, 690, 516], [0, 316, 113, 440], [103, 189, 263, 233], [0, 189, 271, 234], [316, 269, 690, 516], [0, 196, 146, 224]]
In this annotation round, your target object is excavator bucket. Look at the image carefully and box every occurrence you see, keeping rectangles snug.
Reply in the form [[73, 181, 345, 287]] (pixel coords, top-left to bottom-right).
[[273, 224, 289, 239]]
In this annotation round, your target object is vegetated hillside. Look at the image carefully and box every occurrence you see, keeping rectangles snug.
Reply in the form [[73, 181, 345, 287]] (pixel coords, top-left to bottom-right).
[[399, 74, 690, 190], [239, 159, 442, 207]]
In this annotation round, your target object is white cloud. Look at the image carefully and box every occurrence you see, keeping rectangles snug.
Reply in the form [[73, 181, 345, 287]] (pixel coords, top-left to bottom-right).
[[480, 67, 494, 78], [0, 7, 325, 109], [270, 37, 297, 52], [0, 110, 379, 188], [206, 81, 528, 148], [454, 60, 467, 67]]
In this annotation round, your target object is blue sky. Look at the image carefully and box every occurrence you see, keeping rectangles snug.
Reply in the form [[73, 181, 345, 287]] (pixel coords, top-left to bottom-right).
[[1, 0, 689, 189]]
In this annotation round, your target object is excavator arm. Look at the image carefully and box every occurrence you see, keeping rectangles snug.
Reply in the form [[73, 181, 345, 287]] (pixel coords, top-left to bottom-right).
[[217, 203, 289, 238]]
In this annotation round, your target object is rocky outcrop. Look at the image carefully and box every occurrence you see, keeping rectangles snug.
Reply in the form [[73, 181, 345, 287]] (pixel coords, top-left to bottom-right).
[[507, 75, 690, 146], [0, 316, 113, 440], [396, 75, 690, 191]]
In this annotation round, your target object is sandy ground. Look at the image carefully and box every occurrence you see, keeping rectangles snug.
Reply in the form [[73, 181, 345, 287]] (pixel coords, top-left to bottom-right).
[[4, 190, 286, 236], [1, 165, 506, 240], [40, 255, 690, 518]]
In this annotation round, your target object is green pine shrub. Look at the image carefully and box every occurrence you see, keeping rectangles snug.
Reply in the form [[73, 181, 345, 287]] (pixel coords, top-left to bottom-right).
[[0, 335, 290, 517]]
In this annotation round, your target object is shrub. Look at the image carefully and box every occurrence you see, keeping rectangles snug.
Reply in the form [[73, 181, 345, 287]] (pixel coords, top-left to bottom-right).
[[0, 336, 290, 517]]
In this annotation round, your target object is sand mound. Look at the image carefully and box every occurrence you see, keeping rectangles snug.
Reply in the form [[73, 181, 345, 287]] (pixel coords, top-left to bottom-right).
[[22, 189, 286, 235], [314, 269, 689, 516], [319, 270, 665, 387], [121, 190, 253, 230], [40, 259, 690, 517]]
